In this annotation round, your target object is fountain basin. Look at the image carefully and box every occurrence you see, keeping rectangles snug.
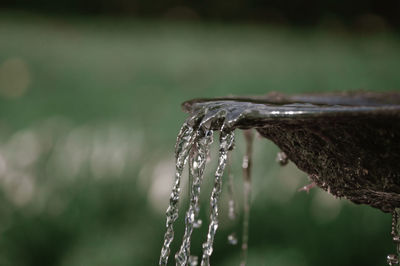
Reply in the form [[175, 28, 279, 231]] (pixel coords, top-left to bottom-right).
[[182, 92, 400, 212]]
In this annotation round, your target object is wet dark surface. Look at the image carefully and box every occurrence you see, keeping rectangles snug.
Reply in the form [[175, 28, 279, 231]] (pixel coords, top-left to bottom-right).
[[182, 92, 400, 213]]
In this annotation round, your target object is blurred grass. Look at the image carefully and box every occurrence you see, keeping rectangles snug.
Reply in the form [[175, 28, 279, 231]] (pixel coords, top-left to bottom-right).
[[0, 12, 398, 266]]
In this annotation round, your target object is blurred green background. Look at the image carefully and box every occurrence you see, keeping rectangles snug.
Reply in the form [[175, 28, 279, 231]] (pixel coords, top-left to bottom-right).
[[0, 3, 399, 265]]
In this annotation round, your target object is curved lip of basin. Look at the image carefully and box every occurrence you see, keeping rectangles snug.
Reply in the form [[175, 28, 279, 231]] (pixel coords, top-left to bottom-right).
[[181, 91, 400, 213], [182, 91, 400, 126]]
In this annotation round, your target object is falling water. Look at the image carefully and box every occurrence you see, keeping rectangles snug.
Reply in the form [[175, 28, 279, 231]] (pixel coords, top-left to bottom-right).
[[227, 152, 237, 221], [201, 130, 235, 266], [240, 130, 254, 266], [159, 121, 198, 266], [175, 128, 213, 265], [226, 151, 239, 246], [159, 103, 256, 265], [159, 107, 239, 265], [388, 208, 400, 265]]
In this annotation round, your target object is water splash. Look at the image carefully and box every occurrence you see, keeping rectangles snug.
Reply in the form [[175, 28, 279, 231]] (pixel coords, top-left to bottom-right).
[[175, 128, 213, 265], [240, 129, 254, 266], [201, 130, 235, 266]]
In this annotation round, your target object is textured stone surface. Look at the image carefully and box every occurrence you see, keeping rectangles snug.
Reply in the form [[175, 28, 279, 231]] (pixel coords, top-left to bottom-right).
[[257, 114, 400, 212]]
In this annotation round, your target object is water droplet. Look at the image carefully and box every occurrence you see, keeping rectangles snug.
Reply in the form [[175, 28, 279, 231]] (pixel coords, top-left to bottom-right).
[[227, 233, 238, 245], [228, 200, 236, 220], [298, 182, 316, 193], [242, 155, 249, 169], [189, 255, 198, 266], [276, 151, 289, 166], [387, 254, 399, 265], [193, 219, 202, 228]]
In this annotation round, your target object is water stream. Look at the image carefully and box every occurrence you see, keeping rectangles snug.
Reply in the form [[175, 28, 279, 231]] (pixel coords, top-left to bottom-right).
[[159, 122, 197, 266], [200, 130, 235, 265], [159, 103, 255, 265], [175, 128, 213, 265], [226, 151, 238, 246]]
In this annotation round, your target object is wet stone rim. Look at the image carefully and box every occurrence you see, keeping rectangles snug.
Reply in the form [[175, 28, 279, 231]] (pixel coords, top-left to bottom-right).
[[182, 92, 400, 213]]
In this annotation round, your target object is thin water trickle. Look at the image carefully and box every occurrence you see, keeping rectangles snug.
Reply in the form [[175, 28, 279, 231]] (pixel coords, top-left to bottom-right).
[[201, 130, 235, 266], [226, 151, 239, 247], [227, 152, 236, 221], [388, 209, 400, 266], [240, 130, 254, 266]]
